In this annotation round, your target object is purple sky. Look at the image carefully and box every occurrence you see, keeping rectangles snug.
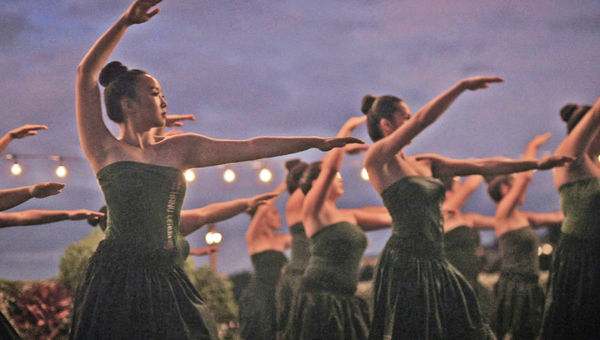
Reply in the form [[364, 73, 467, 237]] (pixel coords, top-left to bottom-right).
[[1, 1, 600, 280]]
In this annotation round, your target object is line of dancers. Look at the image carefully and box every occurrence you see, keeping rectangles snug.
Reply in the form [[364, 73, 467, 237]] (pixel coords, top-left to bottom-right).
[[1, 0, 599, 339]]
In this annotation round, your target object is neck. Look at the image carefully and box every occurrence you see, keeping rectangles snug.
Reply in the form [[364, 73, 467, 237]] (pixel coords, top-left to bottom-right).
[[119, 124, 154, 148]]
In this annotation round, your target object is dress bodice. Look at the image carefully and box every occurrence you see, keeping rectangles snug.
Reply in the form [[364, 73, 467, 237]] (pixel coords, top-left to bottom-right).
[[97, 161, 187, 253], [499, 226, 540, 276], [302, 222, 367, 295], [444, 225, 481, 280], [283, 222, 311, 275], [559, 177, 600, 239], [380, 176, 446, 254]]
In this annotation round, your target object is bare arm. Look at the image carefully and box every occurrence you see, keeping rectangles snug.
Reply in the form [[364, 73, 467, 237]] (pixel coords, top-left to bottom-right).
[[365, 77, 503, 169], [464, 213, 496, 230], [0, 182, 65, 211], [443, 175, 484, 211], [179, 191, 278, 236], [348, 207, 392, 231], [0, 209, 104, 228], [302, 117, 366, 223], [522, 211, 564, 228], [0, 125, 48, 155], [76, 0, 162, 167], [170, 133, 362, 169]]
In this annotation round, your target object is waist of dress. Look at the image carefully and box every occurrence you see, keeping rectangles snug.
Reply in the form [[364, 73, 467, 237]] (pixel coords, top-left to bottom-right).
[[557, 232, 600, 257], [88, 239, 179, 270], [499, 270, 539, 283], [386, 232, 444, 258], [301, 263, 359, 295]]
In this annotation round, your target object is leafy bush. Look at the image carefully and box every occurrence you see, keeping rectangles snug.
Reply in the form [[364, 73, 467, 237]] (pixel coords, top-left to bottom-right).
[[58, 228, 104, 292]]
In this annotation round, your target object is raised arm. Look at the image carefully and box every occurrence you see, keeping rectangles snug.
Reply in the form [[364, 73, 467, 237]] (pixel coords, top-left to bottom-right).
[[0, 125, 48, 155], [302, 117, 366, 222], [76, 0, 162, 166], [168, 133, 363, 169], [0, 209, 104, 229], [366, 77, 503, 168], [179, 191, 279, 236], [0, 182, 65, 211], [554, 97, 600, 185], [443, 175, 484, 211]]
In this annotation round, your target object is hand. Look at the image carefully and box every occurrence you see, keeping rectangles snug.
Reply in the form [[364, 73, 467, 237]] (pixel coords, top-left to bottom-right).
[[537, 155, 575, 170], [460, 76, 504, 91], [122, 0, 162, 25], [345, 143, 369, 155], [166, 114, 196, 127], [8, 124, 48, 139], [316, 137, 364, 151], [29, 182, 65, 198], [68, 210, 106, 221], [341, 116, 367, 133], [527, 132, 551, 150], [189, 245, 221, 256], [246, 192, 279, 212]]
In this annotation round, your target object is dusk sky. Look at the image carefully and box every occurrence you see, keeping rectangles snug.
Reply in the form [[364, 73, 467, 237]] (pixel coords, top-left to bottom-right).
[[1, 1, 599, 280]]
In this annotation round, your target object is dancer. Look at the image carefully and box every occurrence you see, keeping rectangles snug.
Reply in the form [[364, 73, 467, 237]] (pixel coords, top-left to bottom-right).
[[240, 185, 289, 340], [541, 100, 600, 339], [441, 175, 495, 315], [286, 116, 392, 340], [275, 159, 310, 339], [361, 76, 572, 339], [487, 134, 564, 340], [72, 0, 360, 337]]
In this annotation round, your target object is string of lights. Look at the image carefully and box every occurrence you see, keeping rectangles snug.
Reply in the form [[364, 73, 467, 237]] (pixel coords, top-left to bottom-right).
[[3, 154, 371, 183]]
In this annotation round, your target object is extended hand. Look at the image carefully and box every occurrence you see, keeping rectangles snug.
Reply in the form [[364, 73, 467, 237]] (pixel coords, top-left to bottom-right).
[[341, 116, 367, 133], [345, 143, 369, 155], [317, 137, 364, 151], [247, 192, 279, 211], [166, 114, 196, 127], [123, 0, 162, 25], [461, 76, 504, 91], [537, 155, 575, 170], [30, 182, 66, 198], [68, 210, 106, 221], [527, 132, 552, 150], [9, 124, 48, 139]]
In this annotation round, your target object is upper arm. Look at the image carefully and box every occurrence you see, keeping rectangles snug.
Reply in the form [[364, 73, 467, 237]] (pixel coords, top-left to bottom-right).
[[523, 211, 564, 228], [464, 213, 496, 230], [350, 208, 392, 231]]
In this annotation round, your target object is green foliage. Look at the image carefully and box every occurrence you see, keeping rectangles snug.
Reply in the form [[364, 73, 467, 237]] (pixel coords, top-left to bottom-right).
[[58, 228, 104, 292]]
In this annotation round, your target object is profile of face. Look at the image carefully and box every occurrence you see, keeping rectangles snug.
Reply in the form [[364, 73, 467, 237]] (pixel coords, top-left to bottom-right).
[[130, 74, 168, 129], [382, 102, 412, 137], [264, 204, 282, 230], [328, 172, 345, 199]]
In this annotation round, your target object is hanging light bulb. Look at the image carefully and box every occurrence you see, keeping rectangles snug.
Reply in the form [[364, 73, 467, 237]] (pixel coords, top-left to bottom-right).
[[361, 168, 369, 181], [10, 162, 22, 176], [56, 163, 68, 178], [205, 231, 223, 245], [223, 169, 236, 183], [184, 169, 196, 182], [259, 168, 272, 183]]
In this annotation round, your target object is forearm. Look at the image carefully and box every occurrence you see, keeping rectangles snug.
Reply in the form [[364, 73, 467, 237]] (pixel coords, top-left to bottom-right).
[[1, 210, 70, 228], [0, 186, 33, 211], [179, 199, 249, 236], [77, 16, 129, 78], [0, 133, 13, 155], [474, 158, 540, 176], [413, 81, 465, 127]]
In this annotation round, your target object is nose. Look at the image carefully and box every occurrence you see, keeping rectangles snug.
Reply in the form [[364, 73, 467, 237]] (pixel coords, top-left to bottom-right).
[[161, 96, 168, 108]]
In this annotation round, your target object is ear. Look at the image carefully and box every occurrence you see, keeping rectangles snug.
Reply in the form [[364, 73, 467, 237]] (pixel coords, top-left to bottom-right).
[[379, 118, 394, 136], [120, 97, 137, 115]]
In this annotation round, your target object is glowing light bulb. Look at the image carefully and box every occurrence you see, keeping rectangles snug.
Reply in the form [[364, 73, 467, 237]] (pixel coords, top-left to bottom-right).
[[259, 168, 272, 183], [184, 169, 196, 182], [205, 231, 223, 245], [56, 164, 67, 178], [541, 243, 553, 255], [10, 162, 22, 176], [223, 169, 236, 183], [361, 168, 369, 181]]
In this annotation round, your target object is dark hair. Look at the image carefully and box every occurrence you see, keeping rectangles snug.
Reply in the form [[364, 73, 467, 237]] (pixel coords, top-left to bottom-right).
[[88, 205, 108, 232], [99, 61, 148, 123], [486, 175, 512, 203], [299, 161, 322, 195], [361, 94, 404, 142], [439, 176, 457, 191], [285, 159, 309, 194], [560, 104, 592, 133]]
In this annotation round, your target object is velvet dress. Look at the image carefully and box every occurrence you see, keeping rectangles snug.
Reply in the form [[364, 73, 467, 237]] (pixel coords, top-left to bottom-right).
[[70, 161, 218, 339], [369, 177, 494, 340]]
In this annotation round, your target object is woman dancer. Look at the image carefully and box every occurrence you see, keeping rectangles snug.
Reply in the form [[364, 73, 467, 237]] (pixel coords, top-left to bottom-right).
[[240, 187, 290, 340], [361, 76, 572, 339], [286, 116, 392, 340], [72, 0, 360, 338], [541, 100, 600, 339], [487, 134, 564, 340], [275, 159, 310, 339], [441, 175, 495, 316]]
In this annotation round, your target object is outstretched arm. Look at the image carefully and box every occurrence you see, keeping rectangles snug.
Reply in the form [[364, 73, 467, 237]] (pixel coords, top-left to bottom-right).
[[522, 211, 564, 228], [168, 133, 363, 169], [179, 191, 279, 236], [0, 182, 65, 211], [0, 125, 48, 155], [463, 213, 496, 230], [302, 116, 366, 222], [0, 209, 104, 229], [76, 0, 162, 167], [347, 207, 392, 231], [365, 76, 503, 168]]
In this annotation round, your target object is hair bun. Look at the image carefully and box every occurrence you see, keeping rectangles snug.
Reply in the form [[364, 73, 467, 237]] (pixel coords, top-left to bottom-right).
[[99, 61, 128, 87], [285, 159, 301, 172], [560, 104, 579, 123], [361, 95, 377, 115]]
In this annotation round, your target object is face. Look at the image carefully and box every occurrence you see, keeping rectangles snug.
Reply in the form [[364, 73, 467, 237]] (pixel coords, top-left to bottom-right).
[[264, 204, 282, 230], [133, 74, 168, 129], [328, 172, 344, 199], [382, 102, 412, 137]]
